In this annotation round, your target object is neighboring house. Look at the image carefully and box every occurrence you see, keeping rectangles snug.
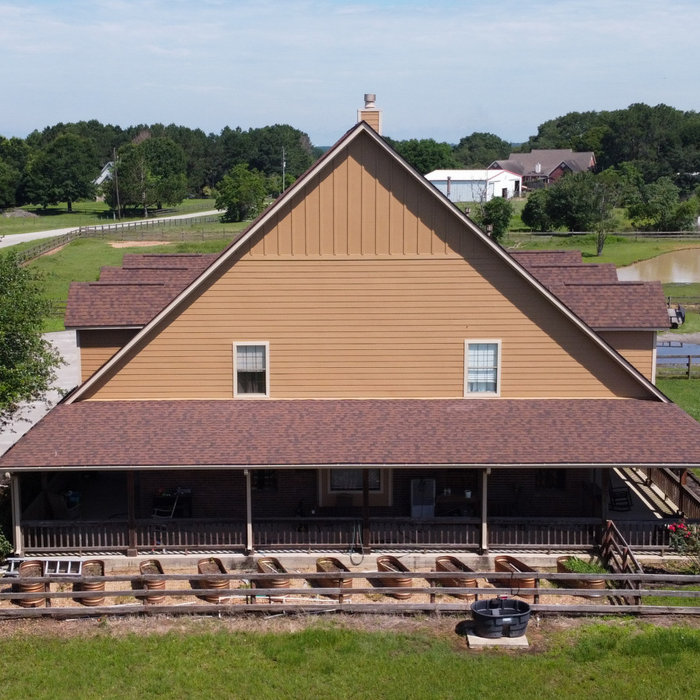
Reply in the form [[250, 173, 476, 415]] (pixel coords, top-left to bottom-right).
[[425, 169, 522, 202], [489, 149, 596, 189], [3, 119, 700, 559], [93, 161, 113, 187]]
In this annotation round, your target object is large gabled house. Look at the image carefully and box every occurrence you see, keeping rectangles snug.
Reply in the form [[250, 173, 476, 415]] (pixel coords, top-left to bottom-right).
[[2, 116, 700, 559], [489, 149, 596, 189]]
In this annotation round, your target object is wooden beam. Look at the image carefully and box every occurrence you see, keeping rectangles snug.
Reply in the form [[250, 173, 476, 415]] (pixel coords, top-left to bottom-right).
[[126, 471, 137, 557], [245, 470, 254, 554], [362, 469, 371, 554], [10, 474, 22, 556], [480, 468, 488, 554]]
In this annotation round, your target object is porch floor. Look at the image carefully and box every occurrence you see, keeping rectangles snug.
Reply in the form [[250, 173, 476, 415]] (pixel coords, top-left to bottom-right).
[[611, 468, 679, 520]]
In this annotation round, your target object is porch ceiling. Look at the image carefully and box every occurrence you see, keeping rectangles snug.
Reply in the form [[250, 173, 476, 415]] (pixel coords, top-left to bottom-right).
[[2, 398, 700, 472]]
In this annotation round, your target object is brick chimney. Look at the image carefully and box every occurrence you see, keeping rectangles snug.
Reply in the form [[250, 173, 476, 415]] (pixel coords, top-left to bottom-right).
[[357, 93, 382, 134]]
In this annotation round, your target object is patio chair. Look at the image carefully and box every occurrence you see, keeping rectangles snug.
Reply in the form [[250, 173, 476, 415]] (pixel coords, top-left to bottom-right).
[[609, 483, 633, 511], [152, 489, 181, 518]]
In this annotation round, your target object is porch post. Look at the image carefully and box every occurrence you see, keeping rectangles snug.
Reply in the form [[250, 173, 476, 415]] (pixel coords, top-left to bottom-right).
[[10, 474, 23, 556], [479, 468, 489, 554], [126, 471, 137, 557], [361, 468, 371, 554], [244, 470, 254, 554], [601, 469, 610, 520]]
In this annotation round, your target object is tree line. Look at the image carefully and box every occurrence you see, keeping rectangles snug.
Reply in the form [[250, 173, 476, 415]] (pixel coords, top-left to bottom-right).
[[0, 103, 699, 225]]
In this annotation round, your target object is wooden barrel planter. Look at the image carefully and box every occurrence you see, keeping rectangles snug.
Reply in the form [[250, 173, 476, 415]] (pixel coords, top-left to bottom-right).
[[139, 559, 166, 605], [556, 556, 606, 597], [74, 560, 105, 606], [312, 557, 352, 599], [432, 555, 478, 600], [493, 556, 536, 601], [13, 560, 46, 608], [376, 555, 412, 600], [197, 557, 229, 603], [255, 557, 291, 591]]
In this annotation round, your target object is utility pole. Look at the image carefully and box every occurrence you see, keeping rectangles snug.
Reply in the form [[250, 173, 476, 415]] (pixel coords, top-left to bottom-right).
[[113, 147, 121, 220], [281, 147, 286, 195]]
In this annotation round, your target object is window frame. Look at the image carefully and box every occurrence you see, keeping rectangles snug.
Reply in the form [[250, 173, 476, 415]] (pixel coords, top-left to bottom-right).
[[329, 468, 382, 492], [464, 339, 501, 397], [233, 341, 270, 398]]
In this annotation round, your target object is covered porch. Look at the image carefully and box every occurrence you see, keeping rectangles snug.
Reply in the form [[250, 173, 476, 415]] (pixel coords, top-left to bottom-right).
[[9, 465, 695, 557]]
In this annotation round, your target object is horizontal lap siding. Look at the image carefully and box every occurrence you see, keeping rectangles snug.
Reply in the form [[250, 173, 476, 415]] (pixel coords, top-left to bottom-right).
[[82, 132, 648, 401], [77, 329, 139, 382], [86, 257, 647, 400], [599, 331, 655, 381]]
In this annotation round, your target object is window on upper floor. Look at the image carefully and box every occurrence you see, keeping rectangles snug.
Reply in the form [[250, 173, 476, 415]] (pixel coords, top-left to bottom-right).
[[234, 342, 269, 397], [465, 341, 501, 396]]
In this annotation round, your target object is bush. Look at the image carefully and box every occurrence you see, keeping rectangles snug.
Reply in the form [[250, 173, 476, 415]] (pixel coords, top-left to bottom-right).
[[561, 556, 607, 574]]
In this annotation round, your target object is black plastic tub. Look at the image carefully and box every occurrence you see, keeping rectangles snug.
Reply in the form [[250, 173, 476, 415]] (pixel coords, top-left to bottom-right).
[[470, 597, 531, 638]]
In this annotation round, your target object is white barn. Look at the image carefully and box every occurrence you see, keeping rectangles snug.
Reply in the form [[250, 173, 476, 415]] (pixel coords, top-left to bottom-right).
[[425, 169, 522, 203]]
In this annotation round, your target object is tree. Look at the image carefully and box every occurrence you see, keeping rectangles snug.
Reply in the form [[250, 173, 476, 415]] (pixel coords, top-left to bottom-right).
[[521, 189, 553, 231], [0, 160, 19, 210], [24, 133, 97, 211], [453, 132, 511, 168], [387, 138, 458, 174], [104, 137, 187, 216], [215, 164, 267, 222], [0, 251, 61, 426], [474, 197, 513, 242]]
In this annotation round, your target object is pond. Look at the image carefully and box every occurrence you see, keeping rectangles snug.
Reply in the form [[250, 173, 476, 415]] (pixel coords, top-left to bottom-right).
[[657, 340, 700, 365], [618, 249, 700, 283]]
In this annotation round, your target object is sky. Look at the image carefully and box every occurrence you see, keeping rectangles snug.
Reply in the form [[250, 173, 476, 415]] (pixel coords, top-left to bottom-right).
[[1, 0, 698, 146]]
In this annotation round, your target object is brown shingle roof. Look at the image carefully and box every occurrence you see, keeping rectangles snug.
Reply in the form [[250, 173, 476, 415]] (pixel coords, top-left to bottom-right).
[[512, 252, 669, 330], [2, 399, 699, 470], [65, 254, 218, 328]]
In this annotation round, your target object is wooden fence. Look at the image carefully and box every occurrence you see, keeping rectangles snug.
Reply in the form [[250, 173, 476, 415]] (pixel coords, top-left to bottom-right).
[[14, 214, 225, 264], [1, 567, 699, 619]]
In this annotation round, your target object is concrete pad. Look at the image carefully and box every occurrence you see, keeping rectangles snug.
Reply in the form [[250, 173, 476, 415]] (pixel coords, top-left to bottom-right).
[[466, 632, 529, 648]]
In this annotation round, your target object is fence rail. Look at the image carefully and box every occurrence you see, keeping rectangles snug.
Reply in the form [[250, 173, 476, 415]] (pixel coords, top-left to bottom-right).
[[14, 214, 225, 264], [1, 568, 699, 619]]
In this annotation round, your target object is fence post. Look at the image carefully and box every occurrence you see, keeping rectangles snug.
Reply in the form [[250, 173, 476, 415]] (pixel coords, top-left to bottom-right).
[[688, 355, 692, 379]]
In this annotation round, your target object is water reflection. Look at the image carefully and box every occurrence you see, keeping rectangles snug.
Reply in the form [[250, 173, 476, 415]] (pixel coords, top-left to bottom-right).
[[618, 249, 700, 283]]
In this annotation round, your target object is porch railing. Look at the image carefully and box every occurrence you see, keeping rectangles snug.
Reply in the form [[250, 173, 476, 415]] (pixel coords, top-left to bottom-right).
[[20, 516, 695, 555]]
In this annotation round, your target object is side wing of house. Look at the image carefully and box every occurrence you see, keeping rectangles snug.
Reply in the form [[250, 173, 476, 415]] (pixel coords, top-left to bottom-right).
[[75, 127, 653, 402]]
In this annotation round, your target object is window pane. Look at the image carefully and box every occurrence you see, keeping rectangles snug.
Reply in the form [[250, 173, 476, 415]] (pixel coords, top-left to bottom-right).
[[238, 371, 266, 394], [330, 469, 381, 491], [467, 342, 498, 393], [237, 345, 266, 371]]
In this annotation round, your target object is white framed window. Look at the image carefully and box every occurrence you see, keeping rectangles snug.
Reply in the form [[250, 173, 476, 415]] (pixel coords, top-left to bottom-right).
[[465, 340, 501, 396], [234, 342, 269, 397]]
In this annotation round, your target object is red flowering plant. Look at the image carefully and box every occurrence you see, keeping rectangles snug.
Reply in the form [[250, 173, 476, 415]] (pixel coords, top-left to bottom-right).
[[666, 520, 700, 572]]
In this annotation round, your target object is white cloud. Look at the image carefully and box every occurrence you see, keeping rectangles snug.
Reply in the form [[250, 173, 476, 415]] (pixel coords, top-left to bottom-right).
[[1, 0, 698, 144]]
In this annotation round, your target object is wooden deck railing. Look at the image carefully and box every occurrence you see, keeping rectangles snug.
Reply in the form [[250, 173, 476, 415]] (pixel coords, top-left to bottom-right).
[[644, 468, 700, 519], [21, 516, 694, 556]]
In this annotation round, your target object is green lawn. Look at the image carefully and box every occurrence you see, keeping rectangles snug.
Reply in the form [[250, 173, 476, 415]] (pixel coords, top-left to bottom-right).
[[508, 233, 700, 268], [0, 198, 217, 236], [0, 621, 698, 699]]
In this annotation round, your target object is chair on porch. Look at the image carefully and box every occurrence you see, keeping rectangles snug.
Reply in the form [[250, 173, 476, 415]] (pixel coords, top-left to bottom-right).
[[152, 489, 181, 519], [608, 483, 633, 511]]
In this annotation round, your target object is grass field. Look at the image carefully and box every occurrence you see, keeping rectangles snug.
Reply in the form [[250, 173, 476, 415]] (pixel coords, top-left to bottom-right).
[[508, 233, 700, 267], [0, 198, 217, 236], [0, 619, 698, 699]]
